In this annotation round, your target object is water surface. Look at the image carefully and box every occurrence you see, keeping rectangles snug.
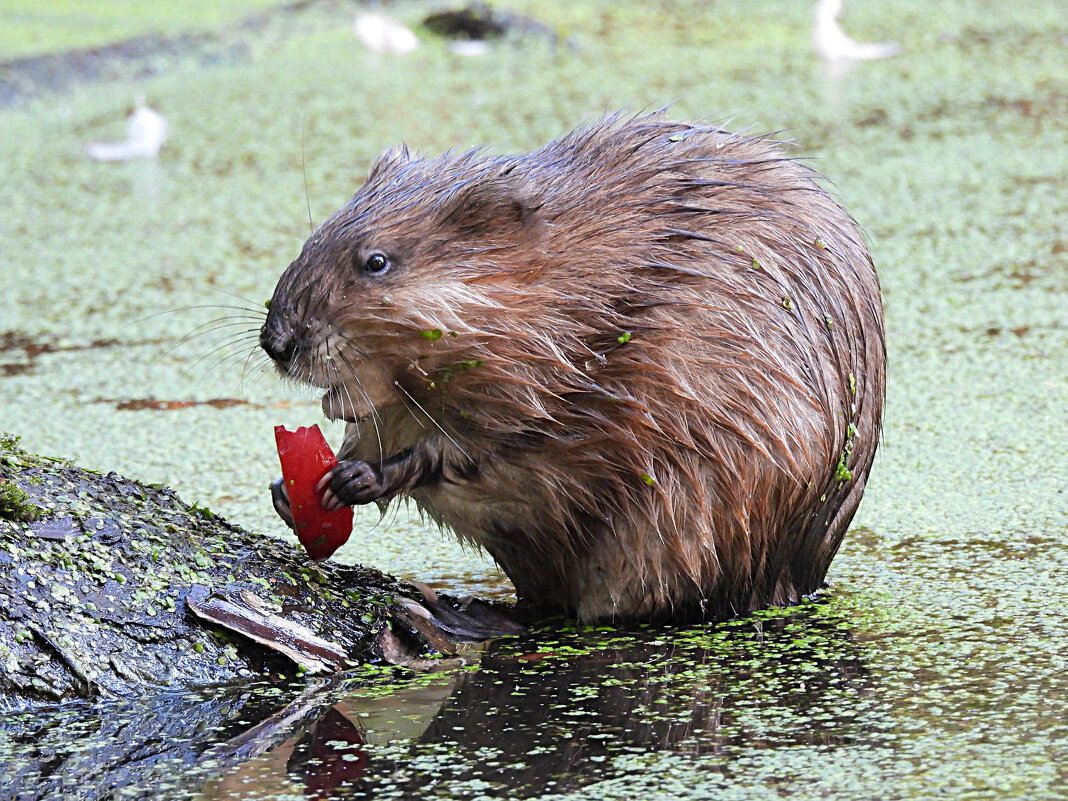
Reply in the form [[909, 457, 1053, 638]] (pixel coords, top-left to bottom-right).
[[1, 0, 1065, 798]]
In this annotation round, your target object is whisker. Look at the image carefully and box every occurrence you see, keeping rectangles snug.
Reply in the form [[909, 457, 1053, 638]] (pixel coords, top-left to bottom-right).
[[330, 341, 383, 428], [246, 354, 275, 378], [390, 380, 474, 465], [144, 325, 259, 375], [184, 352, 260, 395], [170, 319, 263, 353], [334, 332, 427, 432], [182, 337, 262, 384], [131, 303, 265, 327], [150, 273, 266, 310], [237, 346, 274, 395], [332, 342, 385, 466]]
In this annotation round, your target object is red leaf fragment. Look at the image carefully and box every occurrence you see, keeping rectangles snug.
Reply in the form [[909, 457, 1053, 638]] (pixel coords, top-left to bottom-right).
[[274, 424, 353, 561]]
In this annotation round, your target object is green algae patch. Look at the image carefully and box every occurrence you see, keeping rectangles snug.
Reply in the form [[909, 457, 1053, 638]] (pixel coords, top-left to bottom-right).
[[0, 434, 45, 522], [835, 451, 854, 483], [0, 476, 42, 522], [0, 0, 1066, 797], [304, 595, 892, 799], [435, 358, 485, 383], [0, 0, 294, 60]]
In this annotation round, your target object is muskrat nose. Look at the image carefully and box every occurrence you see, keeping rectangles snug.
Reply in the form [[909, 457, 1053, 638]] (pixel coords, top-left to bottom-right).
[[260, 315, 296, 366]]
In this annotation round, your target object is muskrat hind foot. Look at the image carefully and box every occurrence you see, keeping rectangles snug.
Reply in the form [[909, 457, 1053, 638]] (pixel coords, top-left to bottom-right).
[[319, 460, 387, 508]]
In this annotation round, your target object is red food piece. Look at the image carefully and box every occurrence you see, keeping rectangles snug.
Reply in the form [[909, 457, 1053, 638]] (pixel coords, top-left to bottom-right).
[[275, 424, 353, 561]]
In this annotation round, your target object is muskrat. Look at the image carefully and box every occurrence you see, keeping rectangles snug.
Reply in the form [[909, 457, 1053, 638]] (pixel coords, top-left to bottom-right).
[[260, 113, 885, 622]]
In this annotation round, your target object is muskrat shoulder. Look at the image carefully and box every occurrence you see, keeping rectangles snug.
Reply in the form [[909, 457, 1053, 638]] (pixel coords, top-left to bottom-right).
[[260, 113, 886, 622]]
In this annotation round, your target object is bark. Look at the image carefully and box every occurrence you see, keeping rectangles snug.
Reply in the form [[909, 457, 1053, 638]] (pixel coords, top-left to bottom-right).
[[0, 432, 488, 710]]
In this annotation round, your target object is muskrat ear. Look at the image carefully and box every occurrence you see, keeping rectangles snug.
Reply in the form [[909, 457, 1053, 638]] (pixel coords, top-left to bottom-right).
[[366, 144, 418, 182], [445, 171, 540, 237]]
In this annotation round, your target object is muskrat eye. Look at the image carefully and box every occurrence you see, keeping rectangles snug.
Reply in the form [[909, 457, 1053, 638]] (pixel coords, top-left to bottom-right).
[[364, 253, 390, 274]]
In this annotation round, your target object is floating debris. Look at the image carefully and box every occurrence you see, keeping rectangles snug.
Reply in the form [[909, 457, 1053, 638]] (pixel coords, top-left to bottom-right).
[[448, 40, 491, 57], [354, 13, 419, 55], [87, 97, 167, 161], [813, 0, 902, 63], [422, 2, 558, 49]]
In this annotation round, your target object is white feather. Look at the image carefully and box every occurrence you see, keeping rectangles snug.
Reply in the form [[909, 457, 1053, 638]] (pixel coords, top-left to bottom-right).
[[813, 0, 902, 63], [87, 98, 167, 162], [354, 13, 419, 55]]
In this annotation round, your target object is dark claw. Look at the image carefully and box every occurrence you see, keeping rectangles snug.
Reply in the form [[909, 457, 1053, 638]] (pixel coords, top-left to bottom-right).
[[330, 460, 387, 505], [270, 476, 294, 528]]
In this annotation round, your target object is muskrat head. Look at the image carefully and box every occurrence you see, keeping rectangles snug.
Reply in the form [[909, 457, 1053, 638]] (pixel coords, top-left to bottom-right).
[[259, 145, 542, 424]]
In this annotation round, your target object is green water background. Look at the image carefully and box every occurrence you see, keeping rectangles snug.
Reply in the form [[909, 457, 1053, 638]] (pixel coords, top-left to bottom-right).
[[1, 1, 1066, 798]]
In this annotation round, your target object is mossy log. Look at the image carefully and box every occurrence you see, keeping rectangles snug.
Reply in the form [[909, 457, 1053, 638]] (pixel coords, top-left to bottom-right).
[[0, 433, 516, 710]]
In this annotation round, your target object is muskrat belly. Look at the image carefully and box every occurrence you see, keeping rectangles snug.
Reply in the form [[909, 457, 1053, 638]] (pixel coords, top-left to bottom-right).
[[410, 481, 693, 620], [408, 481, 584, 605]]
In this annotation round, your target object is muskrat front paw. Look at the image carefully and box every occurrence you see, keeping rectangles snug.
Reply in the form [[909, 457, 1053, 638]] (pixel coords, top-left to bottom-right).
[[269, 476, 295, 528], [318, 460, 385, 508]]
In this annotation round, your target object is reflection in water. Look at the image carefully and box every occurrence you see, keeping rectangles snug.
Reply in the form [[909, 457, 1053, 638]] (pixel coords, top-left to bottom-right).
[[413, 568, 517, 606], [2, 675, 367, 801], [1, 601, 878, 800], [130, 158, 164, 200], [351, 607, 876, 798], [812, 0, 903, 131], [288, 707, 368, 797]]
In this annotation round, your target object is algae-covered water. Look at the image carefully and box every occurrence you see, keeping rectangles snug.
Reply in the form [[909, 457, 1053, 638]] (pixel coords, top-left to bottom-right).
[[1, 1, 1066, 798]]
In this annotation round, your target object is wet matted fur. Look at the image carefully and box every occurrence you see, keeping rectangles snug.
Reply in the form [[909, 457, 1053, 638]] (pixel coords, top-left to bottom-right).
[[261, 113, 886, 622]]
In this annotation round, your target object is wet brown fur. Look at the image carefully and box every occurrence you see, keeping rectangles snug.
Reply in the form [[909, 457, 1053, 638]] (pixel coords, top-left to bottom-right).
[[261, 113, 886, 622]]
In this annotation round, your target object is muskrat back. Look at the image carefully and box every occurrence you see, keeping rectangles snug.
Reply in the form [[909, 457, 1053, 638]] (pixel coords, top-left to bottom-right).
[[260, 113, 886, 622]]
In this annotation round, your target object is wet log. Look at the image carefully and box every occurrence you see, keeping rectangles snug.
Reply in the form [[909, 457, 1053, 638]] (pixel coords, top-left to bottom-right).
[[0, 432, 507, 710]]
